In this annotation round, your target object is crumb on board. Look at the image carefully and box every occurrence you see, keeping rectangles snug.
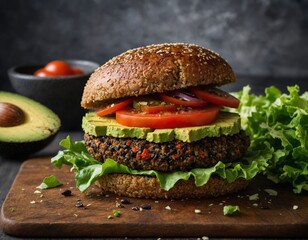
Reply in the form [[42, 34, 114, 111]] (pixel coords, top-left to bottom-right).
[[194, 209, 202, 214], [165, 206, 172, 210]]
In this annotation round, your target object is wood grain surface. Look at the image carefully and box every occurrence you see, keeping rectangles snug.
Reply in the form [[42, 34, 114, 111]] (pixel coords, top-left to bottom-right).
[[1, 157, 307, 238]]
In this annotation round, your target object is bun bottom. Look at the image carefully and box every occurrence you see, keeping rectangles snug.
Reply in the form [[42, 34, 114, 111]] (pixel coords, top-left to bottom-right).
[[95, 174, 249, 199]]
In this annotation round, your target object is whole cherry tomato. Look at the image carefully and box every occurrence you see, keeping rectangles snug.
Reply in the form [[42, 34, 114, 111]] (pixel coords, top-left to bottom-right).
[[44, 60, 73, 76], [34, 68, 56, 77], [71, 67, 84, 75], [34, 60, 84, 77]]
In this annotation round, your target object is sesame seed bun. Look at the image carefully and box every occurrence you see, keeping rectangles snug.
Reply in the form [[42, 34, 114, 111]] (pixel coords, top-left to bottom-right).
[[81, 43, 236, 109], [95, 174, 249, 199]]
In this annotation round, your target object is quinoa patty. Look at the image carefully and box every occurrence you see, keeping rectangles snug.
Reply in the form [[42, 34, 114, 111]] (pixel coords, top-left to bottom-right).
[[84, 130, 250, 172]]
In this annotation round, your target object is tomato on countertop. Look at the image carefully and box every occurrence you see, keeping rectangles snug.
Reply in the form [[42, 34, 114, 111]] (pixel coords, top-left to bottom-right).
[[34, 60, 84, 77]]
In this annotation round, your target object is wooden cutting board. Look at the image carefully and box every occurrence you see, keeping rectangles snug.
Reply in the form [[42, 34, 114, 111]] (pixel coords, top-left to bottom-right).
[[1, 157, 307, 238]]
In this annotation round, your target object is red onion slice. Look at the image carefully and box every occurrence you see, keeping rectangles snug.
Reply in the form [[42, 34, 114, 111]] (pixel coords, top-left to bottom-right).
[[173, 90, 207, 103]]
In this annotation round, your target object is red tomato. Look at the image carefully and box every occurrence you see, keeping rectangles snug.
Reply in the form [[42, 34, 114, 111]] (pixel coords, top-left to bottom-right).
[[34, 68, 56, 77], [190, 87, 240, 108], [159, 93, 207, 107], [116, 105, 220, 129], [140, 104, 177, 114], [96, 99, 133, 117], [71, 67, 84, 75], [44, 60, 74, 76]]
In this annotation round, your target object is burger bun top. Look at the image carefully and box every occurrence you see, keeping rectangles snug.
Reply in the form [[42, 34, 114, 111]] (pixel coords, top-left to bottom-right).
[[81, 43, 236, 109]]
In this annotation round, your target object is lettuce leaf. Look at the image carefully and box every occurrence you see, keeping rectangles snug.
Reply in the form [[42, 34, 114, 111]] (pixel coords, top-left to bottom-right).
[[223, 205, 240, 215], [232, 85, 308, 193], [37, 175, 63, 189], [51, 136, 268, 192]]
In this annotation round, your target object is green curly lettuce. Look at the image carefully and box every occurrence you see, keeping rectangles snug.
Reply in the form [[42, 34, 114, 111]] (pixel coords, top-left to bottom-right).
[[51, 136, 268, 192], [232, 85, 308, 193]]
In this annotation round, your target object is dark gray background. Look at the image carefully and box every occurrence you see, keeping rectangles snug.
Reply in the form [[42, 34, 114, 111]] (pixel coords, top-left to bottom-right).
[[0, 0, 307, 93]]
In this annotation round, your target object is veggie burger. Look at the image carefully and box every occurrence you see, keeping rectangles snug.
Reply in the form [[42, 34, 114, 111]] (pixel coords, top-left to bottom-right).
[[53, 43, 261, 199]]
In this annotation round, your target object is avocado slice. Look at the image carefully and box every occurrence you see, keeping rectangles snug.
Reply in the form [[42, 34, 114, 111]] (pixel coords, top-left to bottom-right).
[[82, 111, 241, 143], [0, 91, 61, 157], [82, 113, 153, 139]]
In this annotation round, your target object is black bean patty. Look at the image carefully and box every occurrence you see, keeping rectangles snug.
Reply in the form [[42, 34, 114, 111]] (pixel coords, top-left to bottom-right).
[[84, 130, 250, 172]]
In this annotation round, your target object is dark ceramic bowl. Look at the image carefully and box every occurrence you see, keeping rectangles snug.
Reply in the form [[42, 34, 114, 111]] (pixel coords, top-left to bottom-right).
[[8, 60, 100, 130]]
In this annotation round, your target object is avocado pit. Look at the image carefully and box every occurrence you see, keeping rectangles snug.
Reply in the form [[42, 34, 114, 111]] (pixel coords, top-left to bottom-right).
[[0, 102, 25, 127]]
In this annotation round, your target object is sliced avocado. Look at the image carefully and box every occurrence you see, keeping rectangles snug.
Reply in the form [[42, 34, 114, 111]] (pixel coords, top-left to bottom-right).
[[107, 125, 152, 138], [82, 114, 115, 136], [83, 112, 152, 139], [146, 129, 175, 143], [82, 111, 241, 143], [0, 91, 61, 157], [174, 112, 241, 142]]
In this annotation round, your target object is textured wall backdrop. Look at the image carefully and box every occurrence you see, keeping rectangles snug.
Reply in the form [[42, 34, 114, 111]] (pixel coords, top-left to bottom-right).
[[0, 0, 307, 92]]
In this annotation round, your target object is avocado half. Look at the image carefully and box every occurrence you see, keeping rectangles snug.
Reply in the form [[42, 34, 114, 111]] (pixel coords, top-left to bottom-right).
[[0, 91, 61, 158]]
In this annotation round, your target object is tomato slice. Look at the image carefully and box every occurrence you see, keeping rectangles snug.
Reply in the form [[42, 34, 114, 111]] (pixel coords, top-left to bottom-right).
[[159, 93, 207, 107], [140, 104, 177, 114], [96, 99, 133, 117], [190, 87, 240, 108], [116, 105, 220, 129]]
